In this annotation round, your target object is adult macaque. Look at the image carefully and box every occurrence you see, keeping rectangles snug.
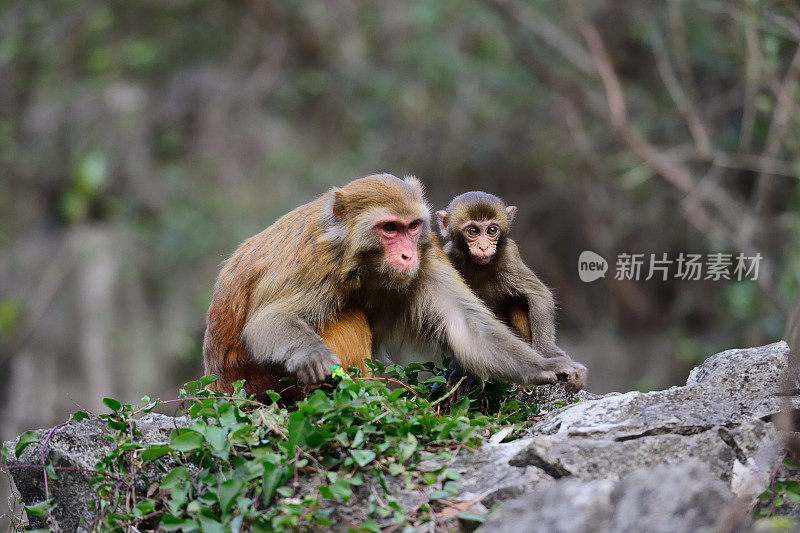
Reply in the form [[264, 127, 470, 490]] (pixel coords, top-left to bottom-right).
[[437, 191, 577, 396], [203, 174, 585, 401]]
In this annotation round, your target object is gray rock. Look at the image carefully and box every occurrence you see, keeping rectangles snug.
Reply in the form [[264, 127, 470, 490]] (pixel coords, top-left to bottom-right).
[[509, 418, 777, 482], [479, 461, 734, 533], [476, 342, 793, 532], [451, 438, 543, 508], [3, 413, 188, 531], [2, 342, 794, 531], [534, 341, 794, 439]]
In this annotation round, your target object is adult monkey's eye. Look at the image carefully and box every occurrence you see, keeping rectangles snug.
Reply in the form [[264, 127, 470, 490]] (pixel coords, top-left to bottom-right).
[[467, 227, 479, 237], [382, 222, 397, 232], [408, 219, 421, 230], [487, 226, 498, 236]]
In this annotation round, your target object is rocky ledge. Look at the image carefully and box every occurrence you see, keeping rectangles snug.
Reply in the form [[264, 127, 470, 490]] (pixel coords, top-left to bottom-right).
[[3, 341, 797, 531]]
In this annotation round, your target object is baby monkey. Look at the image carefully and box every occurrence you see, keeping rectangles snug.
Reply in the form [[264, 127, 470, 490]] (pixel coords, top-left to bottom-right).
[[437, 191, 574, 398]]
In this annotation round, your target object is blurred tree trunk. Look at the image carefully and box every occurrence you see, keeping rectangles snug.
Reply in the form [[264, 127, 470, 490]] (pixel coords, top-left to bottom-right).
[[75, 228, 117, 403]]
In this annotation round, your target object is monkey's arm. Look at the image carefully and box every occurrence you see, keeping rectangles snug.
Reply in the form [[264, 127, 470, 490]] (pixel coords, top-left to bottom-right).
[[503, 240, 570, 360], [523, 290, 571, 359], [242, 306, 342, 384], [414, 251, 585, 391]]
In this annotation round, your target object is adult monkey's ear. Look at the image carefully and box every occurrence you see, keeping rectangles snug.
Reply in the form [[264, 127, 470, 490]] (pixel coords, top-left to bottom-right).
[[332, 188, 348, 221], [505, 205, 517, 225], [436, 210, 449, 238]]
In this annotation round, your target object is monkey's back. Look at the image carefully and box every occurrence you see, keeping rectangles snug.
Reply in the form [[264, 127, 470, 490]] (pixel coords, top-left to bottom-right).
[[202, 194, 341, 398]]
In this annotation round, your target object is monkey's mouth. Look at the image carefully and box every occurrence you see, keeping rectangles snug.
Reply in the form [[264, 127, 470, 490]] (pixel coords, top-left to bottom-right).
[[474, 255, 493, 265], [388, 267, 418, 284]]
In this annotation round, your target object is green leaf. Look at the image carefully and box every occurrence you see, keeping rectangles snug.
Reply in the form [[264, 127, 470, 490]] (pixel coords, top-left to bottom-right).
[[134, 499, 155, 517], [200, 375, 218, 388], [71, 411, 90, 422], [443, 470, 462, 480], [24, 498, 55, 516], [457, 511, 485, 523], [265, 391, 281, 403], [231, 380, 246, 395], [73, 151, 108, 196], [203, 426, 229, 451], [169, 429, 204, 452], [489, 426, 514, 444], [359, 519, 380, 532], [105, 418, 128, 432], [198, 508, 224, 533], [15, 430, 39, 457], [428, 490, 452, 500], [398, 434, 417, 462], [442, 480, 459, 495], [141, 445, 171, 462], [219, 478, 244, 513], [350, 449, 376, 467], [44, 462, 58, 481], [103, 397, 122, 412], [161, 467, 190, 490], [161, 514, 198, 531], [351, 429, 365, 448], [262, 463, 288, 505], [1, 444, 7, 465], [318, 479, 352, 500], [285, 410, 313, 454]]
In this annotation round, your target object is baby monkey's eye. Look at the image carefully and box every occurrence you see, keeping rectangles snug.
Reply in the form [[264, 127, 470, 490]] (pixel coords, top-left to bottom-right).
[[467, 227, 480, 237], [487, 226, 498, 236]]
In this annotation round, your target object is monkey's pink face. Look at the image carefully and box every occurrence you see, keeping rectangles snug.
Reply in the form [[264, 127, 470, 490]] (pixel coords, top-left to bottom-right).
[[462, 222, 500, 265], [375, 217, 423, 279]]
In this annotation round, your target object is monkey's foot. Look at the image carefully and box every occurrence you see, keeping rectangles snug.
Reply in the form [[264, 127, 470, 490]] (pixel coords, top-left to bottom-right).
[[554, 361, 587, 393], [286, 346, 342, 384], [441, 369, 476, 407]]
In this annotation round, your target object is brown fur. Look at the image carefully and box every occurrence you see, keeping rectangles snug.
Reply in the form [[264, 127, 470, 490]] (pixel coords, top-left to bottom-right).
[[437, 191, 578, 398], [508, 305, 533, 342], [438, 191, 565, 357], [319, 308, 372, 376], [203, 175, 585, 401]]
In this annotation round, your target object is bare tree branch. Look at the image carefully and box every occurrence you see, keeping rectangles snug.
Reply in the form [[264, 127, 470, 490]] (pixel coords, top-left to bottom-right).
[[703, 150, 800, 179], [647, 22, 711, 156], [753, 42, 800, 213], [568, 0, 695, 192], [486, 0, 596, 75], [738, 2, 762, 152]]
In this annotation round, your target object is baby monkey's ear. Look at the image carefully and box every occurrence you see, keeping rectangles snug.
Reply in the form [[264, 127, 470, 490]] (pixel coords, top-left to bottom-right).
[[436, 210, 449, 238], [506, 205, 517, 225]]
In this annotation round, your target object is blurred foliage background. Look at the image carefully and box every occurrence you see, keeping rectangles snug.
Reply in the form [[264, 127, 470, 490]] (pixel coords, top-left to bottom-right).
[[1, 0, 799, 444]]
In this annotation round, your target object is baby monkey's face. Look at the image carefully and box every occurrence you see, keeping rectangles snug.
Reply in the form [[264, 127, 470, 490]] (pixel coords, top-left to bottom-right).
[[461, 220, 500, 265]]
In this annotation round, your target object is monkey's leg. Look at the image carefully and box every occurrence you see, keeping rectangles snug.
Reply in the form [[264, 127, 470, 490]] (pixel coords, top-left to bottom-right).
[[508, 305, 533, 343], [241, 307, 341, 384], [445, 303, 529, 404], [319, 308, 373, 378], [522, 295, 570, 359], [444, 360, 476, 406]]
